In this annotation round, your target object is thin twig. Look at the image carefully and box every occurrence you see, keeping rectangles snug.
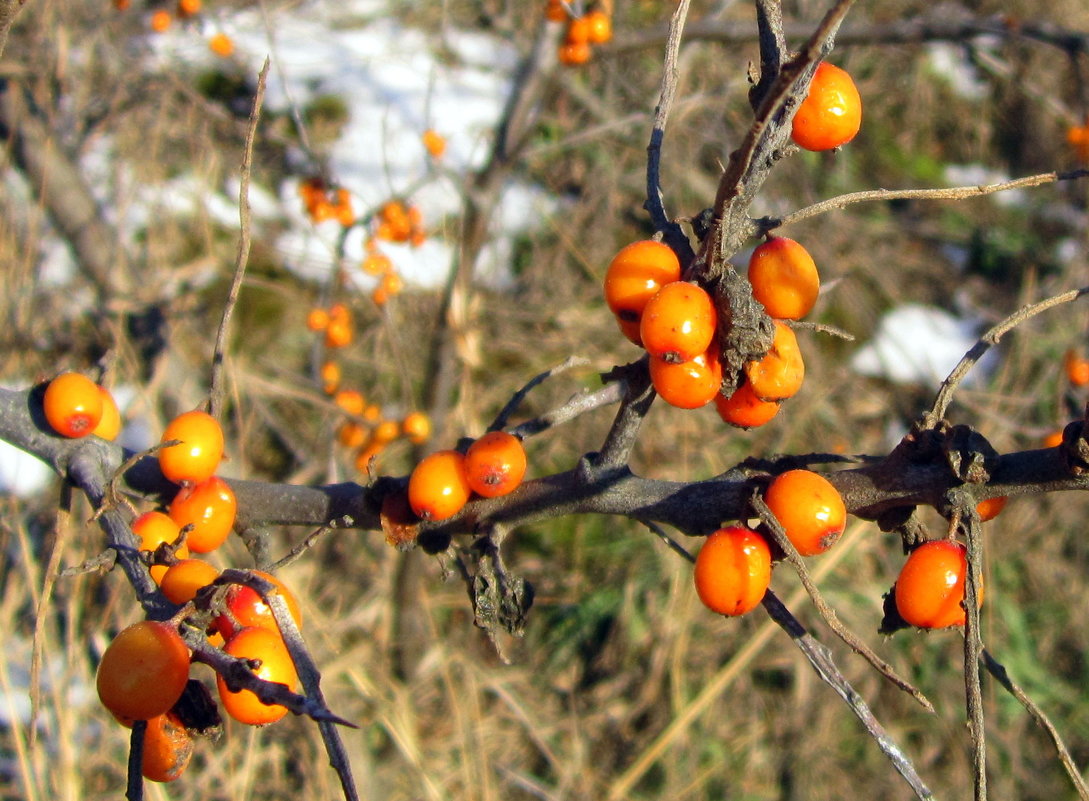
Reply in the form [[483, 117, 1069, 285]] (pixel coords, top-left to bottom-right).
[[209, 58, 270, 421], [956, 500, 987, 801], [639, 519, 696, 563], [270, 516, 354, 571], [489, 356, 589, 433], [981, 648, 1089, 801], [510, 379, 625, 440], [752, 494, 934, 712], [761, 169, 1089, 232], [928, 285, 1089, 422]]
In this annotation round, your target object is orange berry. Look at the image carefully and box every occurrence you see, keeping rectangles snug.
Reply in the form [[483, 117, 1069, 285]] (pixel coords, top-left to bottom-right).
[[407, 449, 472, 520], [214, 571, 302, 641], [422, 129, 447, 159], [791, 62, 862, 152], [401, 411, 431, 444], [371, 419, 401, 446], [558, 41, 592, 66], [92, 385, 122, 441], [464, 431, 527, 498], [1064, 349, 1089, 387], [159, 558, 220, 605], [320, 360, 341, 394], [693, 526, 772, 616], [96, 621, 190, 721], [764, 469, 846, 556], [894, 540, 982, 629], [324, 317, 353, 348], [603, 243, 682, 330], [639, 281, 717, 363], [334, 389, 366, 417], [336, 420, 368, 449], [747, 236, 820, 320], [714, 380, 781, 429], [141, 712, 194, 783], [975, 496, 1007, 522], [217, 627, 298, 726], [168, 476, 237, 554], [149, 9, 172, 32], [744, 320, 804, 401], [362, 253, 392, 275], [132, 511, 189, 584], [1044, 429, 1064, 448], [566, 15, 592, 44], [306, 307, 330, 331], [208, 32, 234, 57], [545, 0, 568, 22], [43, 372, 104, 438], [649, 349, 723, 409], [362, 404, 381, 422], [354, 442, 386, 472], [158, 410, 224, 485], [585, 10, 612, 44], [176, 0, 200, 17], [380, 270, 404, 296]]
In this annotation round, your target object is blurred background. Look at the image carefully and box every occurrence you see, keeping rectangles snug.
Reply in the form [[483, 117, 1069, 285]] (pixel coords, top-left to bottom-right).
[[1, 0, 1089, 798]]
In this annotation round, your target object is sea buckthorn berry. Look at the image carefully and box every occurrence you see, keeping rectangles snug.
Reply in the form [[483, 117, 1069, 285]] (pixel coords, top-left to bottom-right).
[[464, 431, 527, 498], [585, 10, 612, 44], [92, 385, 122, 441], [791, 62, 862, 152], [149, 8, 172, 32], [714, 380, 781, 429], [402, 411, 431, 444], [976, 496, 1007, 522], [371, 419, 401, 447], [747, 236, 820, 320], [141, 712, 194, 783], [132, 511, 189, 584], [324, 317, 353, 348], [545, 0, 567, 22], [43, 371, 104, 438], [215, 571, 303, 641], [649, 349, 723, 409], [334, 389, 366, 416], [306, 307, 330, 331], [693, 526, 772, 616], [565, 15, 592, 44], [168, 476, 237, 553], [159, 410, 224, 485], [320, 360, 341, 394], [96, 621, 190, 721], [1064, 349, 1089, 387], [744, 320, 804, 401], [558, 41, 592, 66], [764, 469, 846, 556], [422, 129, 446, 159], [208, 32, 234, 57], [604, 240, 682, 345], [639, 281, 717, 363], [894, 540, 983, 629], [159, 558, 220, 605], [354, 442, 386, 473], [337, 420, 368, 449], [1044, 429, 1064, 448], [217, 626, 298, 726], [408, 449, 472, 521]]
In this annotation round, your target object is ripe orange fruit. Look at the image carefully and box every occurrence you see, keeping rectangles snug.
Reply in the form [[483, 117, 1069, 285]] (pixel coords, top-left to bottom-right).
[[1064, 349, 1089, 387], [149, 9, 172, 32], [1044, 429, 1064, 448], [334, 389, 366, 416], [791, 62, 862, 152], [649, 349, 722, 409], [894, 540, 982, 629], [422, 129, 446, 159], [693, 526, 772, 616], [43, 372, 104, 438], [159, 410, 224, 485], [464, 431, 527, 498], [168, 476, 237, 553], [714, 379, 781, 429], [975, 496, 1007, 522], [639, 281, 717, 363], [176, 0, 200, 17], [132, 511, 189, 584], [407, 449, 472, 520], [306, 307, 330, 331], [96, 621, 190, 721], [565, 15, 592, 45], [603, 240, 682, 346], [208, 32, 234, 57], [585, 10, 612, 44], [141, 712, 193, 783], [763, 469, 846, 556], [217, 627, 298, 726], [214, 571, 303, 641], [324, 317, 353, 348], [401, 411, 431, 444], [747, 236, 820, 320], [159, 558, 220, 605], [320, 360, 341, 394], [92, 385, 122, 441], [744, 320, 804, 401]]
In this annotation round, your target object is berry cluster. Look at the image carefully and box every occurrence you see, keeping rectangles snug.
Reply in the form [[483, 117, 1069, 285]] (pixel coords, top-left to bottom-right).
[[546, 3, 612, 66], [299, 178, 356, 227], [116, 0, 234, 58], [407, 430, 528, 521]]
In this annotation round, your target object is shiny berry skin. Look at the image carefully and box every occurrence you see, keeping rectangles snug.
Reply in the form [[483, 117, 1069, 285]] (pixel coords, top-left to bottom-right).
[[217, 626, 298, 726], [1064, 349, 1089, 387], [168, 476, 237, 553], [603, 240, 681, 346], [747, 237, 820, 320], [649, 349, 722, 409], [401, 411, 432, 445], [764, 469, 846, 556], [744, 320, 804, 401], [975, 496, 1007, 522], [693, 526, 772, 616], [215, 571, 303, 641], [159, 558, 220, 605], [791, 62, 862, 152], [639, 281, 717, 363], [408, 449, 472, 521], [132, 511, 189, 584], [584, 10, 612, 43], [714, 380, 781, 429], [43, 372, 104, 438], [464, 431, 527, 498], [158, 410, 224, 485], [92, 385, 122, 441], [141, 712, 194, 783], [894, 540, 982, 629], [96, 621, 190, 721]]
